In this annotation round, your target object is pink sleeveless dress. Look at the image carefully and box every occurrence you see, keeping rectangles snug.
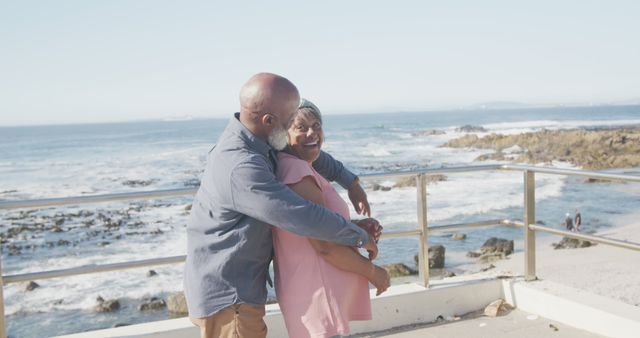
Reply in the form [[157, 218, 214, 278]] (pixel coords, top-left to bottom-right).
[[273, 152, 372, 338]]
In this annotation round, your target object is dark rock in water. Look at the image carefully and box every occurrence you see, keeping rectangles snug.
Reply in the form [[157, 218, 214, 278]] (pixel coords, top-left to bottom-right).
[[183, 178, 201, 188], [415, 245, 446, 269], [467, 251, 482, 258], [480, 237, 514, 256], [383, 263, 417, 278], [451, 233, 466, 240], [266, 297, 278, 305], [122, 179, 155, 187], [456, 125, 488, 133], [480, 264, 496, 272], [147, 270, 158, 277], [95, 297, 120, 312], [184, 204, 192, 211], [138, 297, 166, 311], [412, 129, 446, 137], [553, 237, 594, 249], [584, 178, 612, 183], [478, 253, 506, 264], [51, 226, 64, 233], [54, 218, 65, 226], [536, 220, 546, 225], [443, 270, 456, 278], [113, 323, 131, 328], [167, 292, 188, 314], [25, 281, 40, 292]]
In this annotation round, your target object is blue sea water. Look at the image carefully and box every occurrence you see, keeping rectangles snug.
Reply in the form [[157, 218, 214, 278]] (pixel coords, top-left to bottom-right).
[[1, 105, 640, 337]]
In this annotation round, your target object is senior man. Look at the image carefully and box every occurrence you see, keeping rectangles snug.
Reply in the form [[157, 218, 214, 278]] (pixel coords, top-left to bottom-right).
[[185, 73, 379, 338]]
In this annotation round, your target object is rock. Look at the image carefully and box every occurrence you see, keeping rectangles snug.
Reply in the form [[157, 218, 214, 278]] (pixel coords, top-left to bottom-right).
[[113, 323, 131, 328], [442, 127, 640, 170], [478, 253, 505, 264], [147, 270, 158, 277], [553, 237, 594, 249], [167, 292, 188, 314], [393, 174, 447, 188], [95, 297, 120, 312], [25, 281, 40, 292], [443, 270, 456, 278], [184, 204, 192, 211], [51, 226, 64, 233], [456, 125, 488, 133], [383, 263, 417, 278], [466, 251, 482, 258], [480, 264, 496, 272], [138, 297, 166, 311], [451, 233, 466, 240], [122, 179, 155, 187], [414, 245, 446, 269], [380, 186, 392, 192], [483, 299, 512, 317], [480, 237, 514, 256], [412, 129, 446, 137]]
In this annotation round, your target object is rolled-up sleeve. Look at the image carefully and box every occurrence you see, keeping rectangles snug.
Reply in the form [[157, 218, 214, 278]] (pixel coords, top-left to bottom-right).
[[230, 158, 368, 246], [312, 151, 357, 189]]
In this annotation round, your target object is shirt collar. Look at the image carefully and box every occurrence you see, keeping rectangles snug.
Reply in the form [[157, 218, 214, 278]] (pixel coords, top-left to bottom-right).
[[230, 113, 275, 158]]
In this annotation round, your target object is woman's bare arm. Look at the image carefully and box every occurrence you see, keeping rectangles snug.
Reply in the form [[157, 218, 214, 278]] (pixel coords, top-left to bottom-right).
[[287, 177, 390, 295]]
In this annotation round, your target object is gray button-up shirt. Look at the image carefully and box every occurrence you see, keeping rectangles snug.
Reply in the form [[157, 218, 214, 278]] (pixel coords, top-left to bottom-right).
[[184, 113, 370, 318]]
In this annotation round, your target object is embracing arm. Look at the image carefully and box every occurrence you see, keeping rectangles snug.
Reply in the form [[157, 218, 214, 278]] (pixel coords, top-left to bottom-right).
[[230, 158, 370, 247], [287, 177, 390, 295], [313, 151, 371, 216]]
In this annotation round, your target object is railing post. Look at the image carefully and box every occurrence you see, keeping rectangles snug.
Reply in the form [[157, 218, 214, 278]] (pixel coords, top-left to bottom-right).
[[416, 173, 429, 287], [1, 255, 6, 338], [524, 170, 537, 281]]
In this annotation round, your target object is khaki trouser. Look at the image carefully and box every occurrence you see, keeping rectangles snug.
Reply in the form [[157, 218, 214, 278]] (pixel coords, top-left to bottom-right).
[[190, 304, 267, 338]]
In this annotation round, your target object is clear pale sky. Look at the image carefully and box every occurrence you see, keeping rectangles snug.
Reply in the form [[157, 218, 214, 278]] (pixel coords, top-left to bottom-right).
[[1, 0, 639, 126]]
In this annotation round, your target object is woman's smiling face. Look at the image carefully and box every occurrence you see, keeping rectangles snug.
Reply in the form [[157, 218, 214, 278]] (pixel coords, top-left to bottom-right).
[[287, 112, 323, 163]]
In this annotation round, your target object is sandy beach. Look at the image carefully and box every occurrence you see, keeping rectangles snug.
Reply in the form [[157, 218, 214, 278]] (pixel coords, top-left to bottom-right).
[[481, 211, 640, 307]]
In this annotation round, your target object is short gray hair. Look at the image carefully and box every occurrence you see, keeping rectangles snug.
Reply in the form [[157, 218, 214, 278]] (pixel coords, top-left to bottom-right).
[[297, 98, 323, 124]]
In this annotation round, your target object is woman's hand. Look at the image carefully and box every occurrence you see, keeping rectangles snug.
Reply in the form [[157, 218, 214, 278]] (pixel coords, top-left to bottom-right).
[[348, 178, 371, 216], [368, 265, 391, 296], [355, 218, 383, 243]]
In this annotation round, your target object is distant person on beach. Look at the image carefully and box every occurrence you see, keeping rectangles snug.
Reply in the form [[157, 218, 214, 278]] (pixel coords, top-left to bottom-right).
[[575, 209, 582, 232], [273, 98, 390, 338], [564, 212, 574, 231], [184, 73, 381, 338]]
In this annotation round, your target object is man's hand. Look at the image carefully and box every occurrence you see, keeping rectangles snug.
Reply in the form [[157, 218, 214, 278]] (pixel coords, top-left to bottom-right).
[[367, 265, 391, 296], [348, 178, 371, 216], [362, 235, 378, 261], [355, 218, 383, 243]]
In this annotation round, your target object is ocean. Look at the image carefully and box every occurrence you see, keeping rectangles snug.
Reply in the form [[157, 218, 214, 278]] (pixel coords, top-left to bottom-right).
[[2, 105, 640, 337]]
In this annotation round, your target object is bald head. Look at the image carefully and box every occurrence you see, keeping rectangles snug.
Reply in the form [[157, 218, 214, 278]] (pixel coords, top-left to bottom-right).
[[238, 73, 300, 139]]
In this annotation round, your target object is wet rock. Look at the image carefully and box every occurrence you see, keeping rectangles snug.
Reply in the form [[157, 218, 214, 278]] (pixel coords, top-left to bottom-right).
[[478, 253, 505, 264], [480, 264, 496, 272], [113, 323, 131, 328], [480, 237, 514, 256], [51, 226, 64, 233], [54, 219, 65, 226], [443, 270, 456, 278], [95, 297, 120, 312], [167, 292, 188, 314], [138, 297, 166, 311], [412, 129, 446, 137], [451, 233, 466, 240], [147, 270, 158, 277], [25, 281, 40, 292], [184, 204, 192, 211], [456, 125, 488, 133], [466, 251, 482, 258], [383, 263, 417, 278], [415, 245, 446, 269], [122, 179, 155, 187], [552, 237, 594, 249]]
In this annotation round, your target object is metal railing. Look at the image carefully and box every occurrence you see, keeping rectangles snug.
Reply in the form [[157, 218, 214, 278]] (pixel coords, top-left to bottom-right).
[[1, 164, 640, 337]]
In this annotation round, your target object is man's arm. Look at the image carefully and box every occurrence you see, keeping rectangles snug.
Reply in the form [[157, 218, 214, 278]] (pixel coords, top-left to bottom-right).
[[313, 151, 371, 216], [230, 158, 371, 248]]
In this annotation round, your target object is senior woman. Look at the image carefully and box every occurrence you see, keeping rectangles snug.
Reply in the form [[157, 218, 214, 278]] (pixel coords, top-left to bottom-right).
[[272, 99, 391, 338]]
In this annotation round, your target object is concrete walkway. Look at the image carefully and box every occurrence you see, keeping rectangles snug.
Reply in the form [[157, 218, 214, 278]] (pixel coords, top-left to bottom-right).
[[352, 309, 605, 338]]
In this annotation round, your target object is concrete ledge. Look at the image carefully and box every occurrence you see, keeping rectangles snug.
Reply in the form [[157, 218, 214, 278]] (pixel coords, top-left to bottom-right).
[[54, 277, 503, 338], [504, 279, 640, 338]]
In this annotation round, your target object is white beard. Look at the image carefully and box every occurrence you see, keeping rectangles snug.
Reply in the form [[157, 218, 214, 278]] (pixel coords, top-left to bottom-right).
[[267, 125, 288, 151]]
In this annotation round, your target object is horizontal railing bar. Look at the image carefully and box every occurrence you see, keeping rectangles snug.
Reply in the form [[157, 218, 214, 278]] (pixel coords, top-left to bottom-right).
[[501, 164, 640, 182], [3, 255, 186, 285], [528, 224, 640, 252], [428, 219, 518, 233], [0, 188, 197, 210], [360, 164, 503, 181], [379, 229, 422, 239]]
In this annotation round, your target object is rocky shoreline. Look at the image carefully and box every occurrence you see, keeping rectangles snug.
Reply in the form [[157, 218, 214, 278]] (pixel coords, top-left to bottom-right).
[[441, 127, 640, 169]]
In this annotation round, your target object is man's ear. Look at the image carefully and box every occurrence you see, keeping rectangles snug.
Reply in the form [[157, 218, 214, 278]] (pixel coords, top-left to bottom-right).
[[261, 114, 273, 126]]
